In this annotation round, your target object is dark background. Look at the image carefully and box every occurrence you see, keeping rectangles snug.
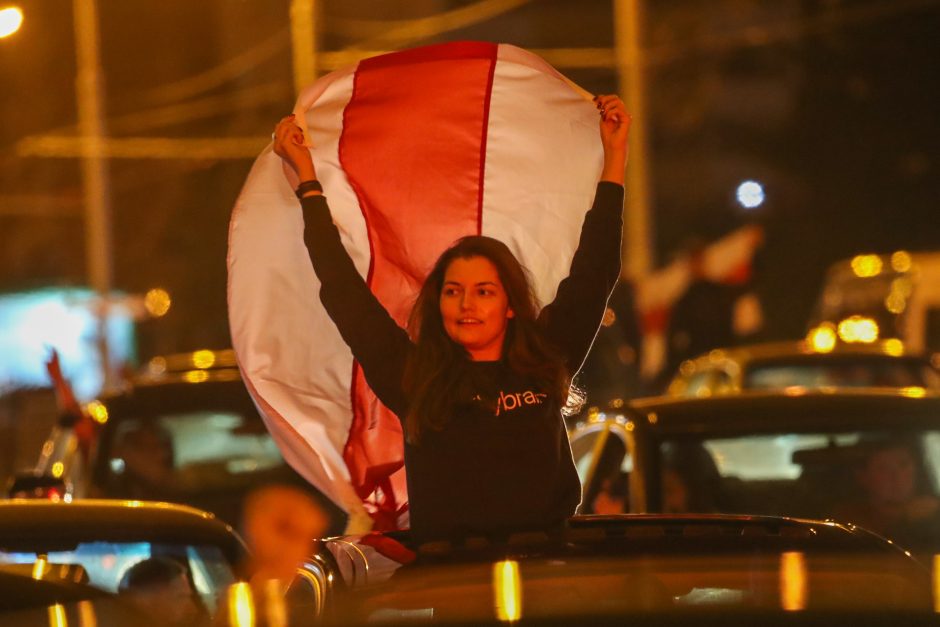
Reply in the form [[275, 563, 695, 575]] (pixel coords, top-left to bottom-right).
[[1, 0, 937, 362]]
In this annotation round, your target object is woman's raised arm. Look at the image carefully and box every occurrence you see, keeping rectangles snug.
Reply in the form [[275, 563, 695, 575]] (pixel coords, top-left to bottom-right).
[[273, 116, 412, 413], [537, 95, 629, 373]]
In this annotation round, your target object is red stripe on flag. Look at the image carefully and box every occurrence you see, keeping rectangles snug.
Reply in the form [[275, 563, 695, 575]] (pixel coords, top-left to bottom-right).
[[338, 42, 498, 527]]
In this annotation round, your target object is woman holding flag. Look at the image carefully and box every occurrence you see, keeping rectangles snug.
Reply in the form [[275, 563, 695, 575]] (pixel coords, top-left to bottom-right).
[[271, 93, 629, 542]]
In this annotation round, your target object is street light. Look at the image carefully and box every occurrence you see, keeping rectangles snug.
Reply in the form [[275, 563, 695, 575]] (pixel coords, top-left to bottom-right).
[[736, 179, 765, 210], [0, 6, 23, 38]]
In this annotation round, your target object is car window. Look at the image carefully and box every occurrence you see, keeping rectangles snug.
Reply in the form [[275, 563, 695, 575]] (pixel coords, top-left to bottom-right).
[[187, 545, 237, 615], [0, 542, 148, 591], [744, 358, 940, 391], [702, 434, 860, 480], [105, 411, 286, 496], [659, 430, 940, 551], [569, 422, 633, 514], [0, 541, 233, 619]]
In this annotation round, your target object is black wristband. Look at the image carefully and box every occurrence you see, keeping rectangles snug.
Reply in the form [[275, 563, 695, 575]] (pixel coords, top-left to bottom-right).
[[295, 179, 323, 199]]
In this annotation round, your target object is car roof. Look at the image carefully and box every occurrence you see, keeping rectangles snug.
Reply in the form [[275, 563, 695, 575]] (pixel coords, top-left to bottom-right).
[[682, 340, 930, 370], [322, 514, 909, 574], [0, 500, 245, 559], [94, 349, 254, 416], [99, 377, 256, 416], [627, 389, 940, 436], [97, 349, 242, 396], [142, 348, 238, 376]]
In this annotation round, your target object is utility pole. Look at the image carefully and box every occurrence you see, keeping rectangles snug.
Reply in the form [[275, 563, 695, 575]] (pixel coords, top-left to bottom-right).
[[614, 0, 654, 279], [73, 0, 114, 392], [290, 0, 319, 96]]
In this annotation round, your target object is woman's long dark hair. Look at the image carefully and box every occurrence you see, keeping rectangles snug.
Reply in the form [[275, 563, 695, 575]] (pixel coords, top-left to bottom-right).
[[402, 236, 569, 443]]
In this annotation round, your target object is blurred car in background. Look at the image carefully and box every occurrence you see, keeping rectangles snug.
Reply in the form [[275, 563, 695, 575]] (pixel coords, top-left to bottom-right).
[[24, 349, 344, 531], [810, 251, 940, 356], [666, 340, 940, 399], [4, 470, 70, 502], [571, 390, 940, 557], [297, 514, 931, 625], [0, 499, 245, 625]]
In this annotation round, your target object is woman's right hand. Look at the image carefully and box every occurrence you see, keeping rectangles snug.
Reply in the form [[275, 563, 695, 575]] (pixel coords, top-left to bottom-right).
[[273, 114, 318, 182]]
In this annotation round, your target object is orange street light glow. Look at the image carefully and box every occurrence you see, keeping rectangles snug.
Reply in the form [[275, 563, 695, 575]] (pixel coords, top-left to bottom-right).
[[0, 7, 23, 38]]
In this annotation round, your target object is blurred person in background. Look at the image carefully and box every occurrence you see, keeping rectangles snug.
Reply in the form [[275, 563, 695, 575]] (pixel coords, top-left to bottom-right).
[[111, 420, 176, 499], [118, 556, 204, 625], [665, 237, 762, 379], [237, 484, 329, 626], [835, 438, 940, 548], [240, 484, 329, 584]]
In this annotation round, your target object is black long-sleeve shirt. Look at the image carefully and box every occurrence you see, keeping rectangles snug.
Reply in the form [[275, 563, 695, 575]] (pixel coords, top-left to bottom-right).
[[301, 181, 624, 541]]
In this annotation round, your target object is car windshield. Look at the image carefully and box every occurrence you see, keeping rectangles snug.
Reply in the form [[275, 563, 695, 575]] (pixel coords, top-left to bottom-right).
[[658, 429, 940, 551], [97, 410, 298, 519], [743, 357, 940, 391], [0, 541, 235, 619]]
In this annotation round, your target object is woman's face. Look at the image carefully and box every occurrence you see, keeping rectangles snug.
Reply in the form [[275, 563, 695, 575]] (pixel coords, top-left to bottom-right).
[[439, 255, 514, 361]]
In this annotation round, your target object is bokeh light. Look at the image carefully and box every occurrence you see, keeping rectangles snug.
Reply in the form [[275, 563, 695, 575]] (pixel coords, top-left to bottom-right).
[[148, 356, 167, 375], [493, 560, 522, 622], [144, 288, 172, 317], [837, 316, 879, 343], [851, 255, 883, 278], [86, 400, 109, 424], [900, 387, 927, 399], [192, 349, 216, 369], [227, 582, 255, 627], [735, 180, 765, 209], [807, 324, 837, 353], [184, 369, 209, 384], [780, 551, 807, 611], [0, 7, 23, 39], [885, 292, 906, 314], [883, 339, 905, 357], [891, 250, 913, 273]]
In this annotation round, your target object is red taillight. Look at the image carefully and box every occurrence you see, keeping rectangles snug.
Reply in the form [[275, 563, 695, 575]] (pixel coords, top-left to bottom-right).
[[45, 488, 62, 502]]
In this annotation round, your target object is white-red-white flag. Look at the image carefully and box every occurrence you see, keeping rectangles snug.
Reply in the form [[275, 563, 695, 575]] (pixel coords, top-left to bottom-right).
[[636, 225, 765, 378], [228, 42, 604, 532]]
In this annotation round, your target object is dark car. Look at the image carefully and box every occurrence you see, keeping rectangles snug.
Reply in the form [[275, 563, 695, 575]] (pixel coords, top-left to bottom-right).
[[30, 349, 344, 530], [666, 340, 940, 398], [296, 514, 931, 625], [571, 390, 940, 556], [0, 499, 246, 624]]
